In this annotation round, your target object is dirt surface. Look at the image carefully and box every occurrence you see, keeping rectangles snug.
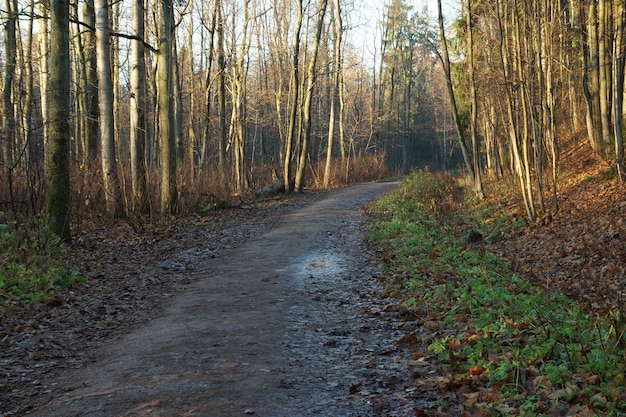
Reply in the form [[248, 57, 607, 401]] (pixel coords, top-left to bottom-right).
[[12, 181, 438, 417]]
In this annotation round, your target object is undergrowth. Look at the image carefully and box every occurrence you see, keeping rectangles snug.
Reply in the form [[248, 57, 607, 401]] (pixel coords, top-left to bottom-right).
[[0, 213, 84, 305], [366, 170, 626, 416]]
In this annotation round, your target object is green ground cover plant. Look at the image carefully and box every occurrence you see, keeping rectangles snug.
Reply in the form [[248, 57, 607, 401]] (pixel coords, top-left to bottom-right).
[[366, 170, 626, 416], [0, 214, 83, 305]]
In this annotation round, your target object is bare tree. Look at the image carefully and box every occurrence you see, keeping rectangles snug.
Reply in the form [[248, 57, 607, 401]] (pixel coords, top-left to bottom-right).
[[284, 0, 304, 193], [130, 0, 150, 212], [436, 0, 476, 188], [323, 0, 344, 187], [96, 0, 124, 217], [46, 0, 71, 241], [294, 0, 328, 193], [1, 0, 17, 165], [157, 0, 178, 214], [465, 0, 484, 198]]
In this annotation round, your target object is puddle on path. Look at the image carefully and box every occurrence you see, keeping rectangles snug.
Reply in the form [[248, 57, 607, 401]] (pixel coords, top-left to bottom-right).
[[293, 251, 346, 281]]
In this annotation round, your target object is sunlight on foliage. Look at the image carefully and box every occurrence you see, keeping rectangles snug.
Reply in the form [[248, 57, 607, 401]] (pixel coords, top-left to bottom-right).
[[0, 213, 84, 305], [366, 170, 626, 415]]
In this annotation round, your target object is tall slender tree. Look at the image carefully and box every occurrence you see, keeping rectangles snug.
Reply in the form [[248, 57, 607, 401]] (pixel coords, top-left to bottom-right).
[[46, 0, 71, 241], [323, 0, 344, 187], [436, 0, 475, 187], [130, 0, 149, 212], [96, 0, 124, 217], [157, 0, 178, 214], [295, 0, 328, 192], [284, 0, 304, 193], [1, 0, 17, 165]]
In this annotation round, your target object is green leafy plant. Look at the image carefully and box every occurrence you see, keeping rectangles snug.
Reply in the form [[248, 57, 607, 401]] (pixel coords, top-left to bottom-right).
[[366, 170, 626, 415], [0, 215, 84, 304]]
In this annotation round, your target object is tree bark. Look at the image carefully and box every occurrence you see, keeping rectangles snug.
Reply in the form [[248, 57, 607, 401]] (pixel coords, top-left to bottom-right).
[[323, 0, 343, 188], [466, 0, 484, 198], [436, 0, 476, 187], [295, 0, 328, 193], [613, 0, 626, 181], [130, 0, 149, 213], [284, 0, 303, 193], [46, 0, 71, 241], [96, 0, 124, 217], [157, 0, 178, 214], [1, 0, 17, 165], [82, 0, 99, 160]]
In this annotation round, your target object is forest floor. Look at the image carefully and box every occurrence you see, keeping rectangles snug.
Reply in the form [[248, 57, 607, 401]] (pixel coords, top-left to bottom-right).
[[490, 138, 626, 317], [2, 139, 625, 416]]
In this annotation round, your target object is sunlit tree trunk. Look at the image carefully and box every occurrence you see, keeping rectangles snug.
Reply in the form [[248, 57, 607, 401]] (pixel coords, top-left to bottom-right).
[[96, 0, 124, 217], [598, 0, 611, 148], [20, 0, 35, 169], [583, 0, 604, 153], [200, 0, 218, 169], [46, 0, 71, 241], [38, 1, 50, 159], [323, 0, 343, 187], [295, 0, 328, 193], [173, 36, 184, 165], [613, 0, 626, 181], [496, 0, 534, 221], [157, 0, 178, 214], [130, 0, 149, 213], [466, 0, 484, 198], [436, 0, 475, 186], [216, 0, 227, 176], [231, 0, 252, 192], [284, 0, 303, 193]]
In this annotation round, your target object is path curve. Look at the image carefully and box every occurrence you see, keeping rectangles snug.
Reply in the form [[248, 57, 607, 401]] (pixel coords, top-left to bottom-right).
[[26, 182, 402, 417]]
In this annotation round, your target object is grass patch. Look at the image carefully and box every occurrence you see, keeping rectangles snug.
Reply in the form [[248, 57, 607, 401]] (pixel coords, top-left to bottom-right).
[[365, 170, 626, 415], [0, 214, 84, 305]]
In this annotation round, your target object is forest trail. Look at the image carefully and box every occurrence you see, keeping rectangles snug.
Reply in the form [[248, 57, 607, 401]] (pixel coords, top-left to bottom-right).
[[25, 181, 402, 417]]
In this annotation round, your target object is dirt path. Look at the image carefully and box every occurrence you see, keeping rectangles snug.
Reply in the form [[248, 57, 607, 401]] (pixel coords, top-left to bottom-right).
[[25, 182, 410, 417]]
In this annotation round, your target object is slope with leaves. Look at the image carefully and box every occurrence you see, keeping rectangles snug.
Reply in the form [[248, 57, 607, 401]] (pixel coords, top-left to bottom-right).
[[365, 156, 626, 416]]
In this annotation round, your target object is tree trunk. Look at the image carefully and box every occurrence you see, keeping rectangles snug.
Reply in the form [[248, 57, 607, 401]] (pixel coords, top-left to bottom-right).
[[96, 0, 124, 217], [1, 0, 17, 165], [231, 0, 252, 192], [216, 0, 228, 176], [82, 0, 99, 160], [584, 0, 604, 153], [613, 0, 626, 181], [130, 0, 149, 213], [200, 0, 218, 169], [284, 0, 303, 193], [295, 0, 328, 193], [38, 1, 50, 161], [436, 0, 476, 186], [157, 0, 178, 214], [323, 0, 342, 187], [46, 0, 71, 241], [466, 0, 485, 198]]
